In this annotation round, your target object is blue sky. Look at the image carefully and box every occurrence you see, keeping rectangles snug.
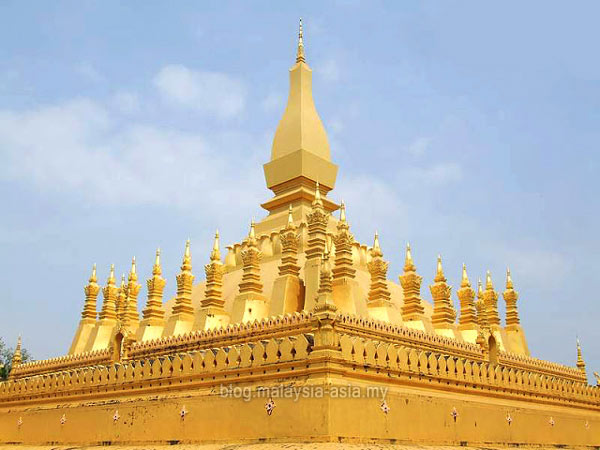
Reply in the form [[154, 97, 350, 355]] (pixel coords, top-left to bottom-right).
[[0, 1, 598, 379]]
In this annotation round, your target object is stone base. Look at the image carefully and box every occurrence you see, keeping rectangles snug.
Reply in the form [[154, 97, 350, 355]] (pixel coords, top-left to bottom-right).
[[1, 376, 598, 447], [270, 275, 304, 315], [231, 293, 269, 323], [367, 303, 402, 324], [194, 307, 230, 331]]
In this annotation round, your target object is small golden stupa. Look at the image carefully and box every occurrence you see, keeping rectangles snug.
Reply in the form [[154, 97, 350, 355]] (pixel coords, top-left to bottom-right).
[[1, 21, 598, 448]]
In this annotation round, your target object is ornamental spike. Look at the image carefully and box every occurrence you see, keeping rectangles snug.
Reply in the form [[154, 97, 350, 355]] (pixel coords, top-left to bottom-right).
[[506, 267, 513, 290], [108, 264, 116, 286], [461, 263, 471, 288], [339, 200, 346, 222], [313, 181, 322, 206], [372, 231, 383, 258], [434, 254, 446, 282], [287, 204, 294, 227], [210, 230, 221, 262], [404, 242, 416, 271], [129, 256, 137, 281], [296, 18, 305, 63], [181, 239, 192, 271], [90, 263, 97, 283], [576, 338, 587, 374], [12, 336, 22, 366], [249, 220, 256, 239], [485, 270, 494, 290], [153, 248, 162, 276]]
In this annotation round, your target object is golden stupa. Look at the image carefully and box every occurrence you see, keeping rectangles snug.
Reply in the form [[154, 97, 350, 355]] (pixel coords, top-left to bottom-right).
[[1, 21, 598, 448]]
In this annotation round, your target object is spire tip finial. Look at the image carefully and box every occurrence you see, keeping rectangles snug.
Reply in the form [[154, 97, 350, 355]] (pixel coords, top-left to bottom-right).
[[435, 254, 445, 281], [404, 242, 416, 271], [287, 204, 294, 227], [211, 229, 221, 262], [372, 231, 382, 257], [312, 181, 323, 206], [461, 263, 470, 287], [296, 18, 305, 63], [152, 247, 162, 276]]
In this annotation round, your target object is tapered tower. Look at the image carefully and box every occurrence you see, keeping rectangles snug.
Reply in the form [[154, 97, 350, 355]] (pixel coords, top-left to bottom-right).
[[69, 264, 101, 354], [231, 222, 268, 323], [138, 249, 167, 341], [196, 231, 230, 330], [366, 232, 401, 323], [163, 240, 196, 336], [271, 206, 303, 315], [259, 19, 338, 234]]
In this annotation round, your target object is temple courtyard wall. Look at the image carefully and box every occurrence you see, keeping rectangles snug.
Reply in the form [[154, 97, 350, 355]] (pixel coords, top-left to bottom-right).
[[0, 319, 598, 447]]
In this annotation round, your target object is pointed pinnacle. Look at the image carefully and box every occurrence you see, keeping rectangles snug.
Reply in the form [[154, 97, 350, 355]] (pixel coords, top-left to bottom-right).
[[249, 220, 256, 239], [182, 239, 192, 269], [506, 267, 513, 290], [485, 270, 494, 290], [13, 336, 22, 364], [404, 242, 416, 271], [477, 278, 483, 296], [576, 339, 586, 368], [90, 263, 97, 283], [371, 231, 383, 258], [461, 263, 471, 288], [313, 181, 322, 206], [434, 254, 446, 283], [296, 18, 305, 63], [339, 200, 346, 222], [108, 264, 116, 285], [211, 230, 221, 262], [129, 256, 137, 281], [287, 204, 294, 227], [153, 248, 162, 276], [120, 273, 126, 289]]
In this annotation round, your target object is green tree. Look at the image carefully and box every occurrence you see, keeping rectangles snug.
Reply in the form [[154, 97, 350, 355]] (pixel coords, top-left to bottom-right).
[[0, 337, 33, 380]]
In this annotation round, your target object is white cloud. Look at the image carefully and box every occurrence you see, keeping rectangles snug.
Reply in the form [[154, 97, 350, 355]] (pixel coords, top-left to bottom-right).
[[406, 136, 431, 157], [0, 98, 264, 214], [76, 62, 104, 83], [261, 92, 284, 113], [153, 64, 246, 118], [111, 91, 140, 114], [318, 59, 340, 82], [336, 174, 408, 239], [485, 244, 571, 291], [403, 162, 463, 185]]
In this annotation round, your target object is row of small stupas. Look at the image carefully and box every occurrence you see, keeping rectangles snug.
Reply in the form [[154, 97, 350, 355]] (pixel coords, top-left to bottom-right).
[[65, 188, 529, 361]]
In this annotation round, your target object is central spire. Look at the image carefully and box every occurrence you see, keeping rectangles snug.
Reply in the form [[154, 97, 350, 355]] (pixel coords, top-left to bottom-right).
[[261, 19, 338, 221]]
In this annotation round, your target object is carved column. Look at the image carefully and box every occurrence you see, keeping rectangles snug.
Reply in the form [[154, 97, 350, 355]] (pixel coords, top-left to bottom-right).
[[271, 206, 303, 315], [430, 255, 456, 327], [196, 231, 230, 330], [69, 265, 101, 355], [138, 249, 166, 341], [366, 232, 401, 323], [303, 183, 329, 311], [399, 244, 426, 323], [231, 222, 268, 323], [163, 240, 195, 336]]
